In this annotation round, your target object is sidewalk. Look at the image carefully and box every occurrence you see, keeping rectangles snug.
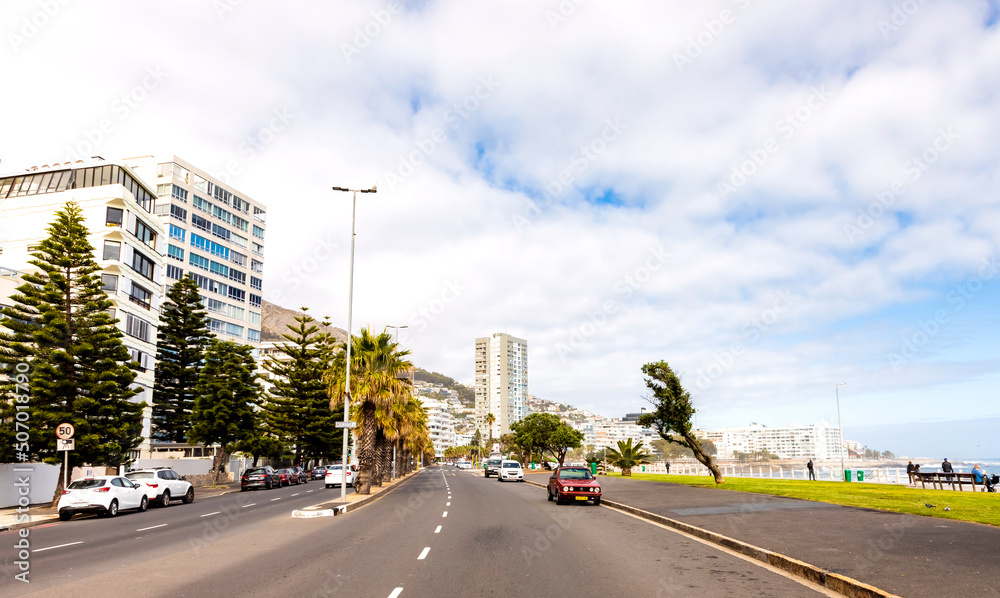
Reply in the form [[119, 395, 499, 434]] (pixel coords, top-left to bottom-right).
[[527, 472, 999, 598], [0, 481, 242, 531]]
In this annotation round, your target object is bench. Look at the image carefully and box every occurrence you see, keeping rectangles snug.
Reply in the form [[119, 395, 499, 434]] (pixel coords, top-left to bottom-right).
[[914, 472, 987, 492]]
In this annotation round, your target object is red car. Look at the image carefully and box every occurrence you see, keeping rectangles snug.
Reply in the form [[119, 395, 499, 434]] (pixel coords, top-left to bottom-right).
[[275, 468, 300, 486], [547, 466, 601, 505]]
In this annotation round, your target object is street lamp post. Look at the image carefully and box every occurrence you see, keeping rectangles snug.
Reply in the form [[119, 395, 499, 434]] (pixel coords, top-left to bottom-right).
[[332, 185, 376, 505], [836, 382, 847, 481], [385, 325, 408, 480]]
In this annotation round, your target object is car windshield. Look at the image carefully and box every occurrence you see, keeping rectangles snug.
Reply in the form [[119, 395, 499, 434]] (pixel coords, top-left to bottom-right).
[[328, 466, 342, 471], [503, 463, 520, 468], [245, 469, 267, 475], [558, 468, 593, 480], [68, 479, 106, 489], [125, 472, 155, 479]]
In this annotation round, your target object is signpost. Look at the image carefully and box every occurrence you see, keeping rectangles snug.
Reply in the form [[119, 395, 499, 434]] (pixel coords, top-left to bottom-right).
[[57, 423, 74, 489], [335, 421, 357, 429]]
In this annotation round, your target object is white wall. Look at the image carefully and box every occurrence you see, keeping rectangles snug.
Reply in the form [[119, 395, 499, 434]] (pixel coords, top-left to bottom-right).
[[0, 463, 61, 508]]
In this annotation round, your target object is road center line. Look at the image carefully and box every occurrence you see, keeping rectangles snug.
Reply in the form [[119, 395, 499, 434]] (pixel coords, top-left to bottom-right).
[[442, 511, 447, 517], [291, 493, 299, 496], [34, 541, 83, 552], [271, 498, 281, 501], [388, 589, 403, 598], [446, 502, 450, 506], [242, 503, 256, 508], [434, 525, 442, 533], [418, 547, 430, 560], [136, 524, 167, 532], [200, 511, 221, 517]]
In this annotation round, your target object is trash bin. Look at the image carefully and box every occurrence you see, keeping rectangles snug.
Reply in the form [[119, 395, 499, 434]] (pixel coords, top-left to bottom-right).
[[844, 469, 852, 482], [590, 462, 597, 475], [857, 470, 864, 482], [531, 462, 536, 470], [641, 465, 646, 473]]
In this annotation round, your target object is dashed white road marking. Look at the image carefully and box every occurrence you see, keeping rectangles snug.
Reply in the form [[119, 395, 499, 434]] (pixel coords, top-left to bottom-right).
[[242, 503, 256, 508], [435, 525, 442, 533], [200, 511, 221, 518], [35, 541, 83, 552], [136, 524, 167, 532], [271, 498, 281, 501], [292, 493, 299, 496], [446, 502, 450, 506], [418, 547, 431, 560], [388, 588, 403, 598], [442, 511, 448, 517]]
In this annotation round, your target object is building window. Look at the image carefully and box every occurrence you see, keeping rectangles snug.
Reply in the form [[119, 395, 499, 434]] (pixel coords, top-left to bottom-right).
[[208, 318, 225, 334], [251, 259, 263, 273], [133, 218, 156, 247], [249, 294, 261, 308], [229, 287, 245, 302], [165, 264, 183, 280], [191, 213, 210, 232], [128, 283, 152, 309], [251, 242, 264, 256], [156, 184, 171, 197], [101, 273, 118, 292], [167, 244, 185, 261], [230, 233, 248, 249], [248, 311, 261, 325], [170, 204, 187, 222], [253, 206, 266, 222], [225, 322, 244, 338], [248, 329, 260, 342], [250, 276, 262, 291], [106, 207, 124, 227], [252, 225, 265, 240], [168, 224, 186, 241], [232, 215, 249, 232], [125, 313, 152, 342], [226, 269, 244, 284], [157, 162, 172, 178], [171, 184, 188, 202], [230, 250, 247, 267], [227, 304, 245, 320], [102, 240, 121, 261], [189, 253, 210, 271], [130, 250, 155, 281], [203, 297, 225, 314], [211, 223, 231, 242], [193, 195, 211, 213], [209, 260, 229, 278]]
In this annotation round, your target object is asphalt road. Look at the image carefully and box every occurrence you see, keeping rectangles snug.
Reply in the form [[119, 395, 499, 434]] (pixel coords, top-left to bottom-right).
[[2, 466, 835, 598]]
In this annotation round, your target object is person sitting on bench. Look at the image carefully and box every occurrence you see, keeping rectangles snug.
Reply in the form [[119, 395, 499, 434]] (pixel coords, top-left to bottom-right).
[[971, 465, 994, 491]]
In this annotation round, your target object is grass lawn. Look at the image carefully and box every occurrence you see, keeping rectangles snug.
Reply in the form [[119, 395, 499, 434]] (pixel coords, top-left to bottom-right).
[[604, 472, 1000, 527]]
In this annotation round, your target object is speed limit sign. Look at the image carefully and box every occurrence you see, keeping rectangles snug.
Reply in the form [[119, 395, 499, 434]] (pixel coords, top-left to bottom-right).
[[56, 423, 74, 440]]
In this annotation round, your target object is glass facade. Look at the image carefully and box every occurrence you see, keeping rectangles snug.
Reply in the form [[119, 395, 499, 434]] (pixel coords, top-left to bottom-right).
[[0, 165, 155, 212]]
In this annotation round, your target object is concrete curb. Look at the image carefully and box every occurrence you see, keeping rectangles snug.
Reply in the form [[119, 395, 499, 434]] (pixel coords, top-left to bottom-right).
[[522, 479, 898, 598]]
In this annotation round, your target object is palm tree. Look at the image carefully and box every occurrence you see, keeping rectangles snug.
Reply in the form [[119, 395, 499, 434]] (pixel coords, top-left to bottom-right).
[[485, 413, 496, 448], [326, 328, 412, 495], [605, 438, 652, 477]]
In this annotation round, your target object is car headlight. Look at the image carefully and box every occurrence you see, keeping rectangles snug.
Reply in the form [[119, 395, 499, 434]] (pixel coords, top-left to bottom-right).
[[594, 487, 601, 493], [563, 486, 570, 492]]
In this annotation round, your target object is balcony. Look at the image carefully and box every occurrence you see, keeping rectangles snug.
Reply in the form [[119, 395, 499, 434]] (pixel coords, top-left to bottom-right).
[[127, 294, 151, 310]]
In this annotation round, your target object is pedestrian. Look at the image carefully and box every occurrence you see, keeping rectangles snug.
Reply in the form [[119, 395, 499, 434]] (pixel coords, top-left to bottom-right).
[[665, 462, 671, 474], [906, 461, 915, 484], [942, 458, 954, 482], [807, 459, 816, 481]]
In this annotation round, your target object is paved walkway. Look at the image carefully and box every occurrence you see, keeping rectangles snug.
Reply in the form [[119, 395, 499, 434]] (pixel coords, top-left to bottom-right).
[[526, 472, 1000, 598]]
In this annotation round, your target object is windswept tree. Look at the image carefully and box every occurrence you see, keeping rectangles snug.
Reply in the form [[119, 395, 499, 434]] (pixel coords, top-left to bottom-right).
[[262, 309, 341, 465], [0, 203, 143, 502], [605, 438, 652, 476], [190, 340, 260, 484], [153, 274, 210, 442], [637, 361, 724, 484]]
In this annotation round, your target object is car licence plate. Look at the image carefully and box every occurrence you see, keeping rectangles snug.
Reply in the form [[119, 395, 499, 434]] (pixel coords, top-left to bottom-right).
[[575, 496, 589, 501]]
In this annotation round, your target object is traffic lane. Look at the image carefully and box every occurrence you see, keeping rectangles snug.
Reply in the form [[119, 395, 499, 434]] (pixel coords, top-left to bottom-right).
[[0, 481, 341, 585], [592, 475, 1000, 598], [406, 469, 830, 597]]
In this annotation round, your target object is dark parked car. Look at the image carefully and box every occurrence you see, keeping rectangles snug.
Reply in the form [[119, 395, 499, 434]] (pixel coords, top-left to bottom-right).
[[547, 466, 601, 505], [274, 468, 296, 486], [241, 466, 280, 491], [290, 466, 309, 484], [310, 466, 329, 480]]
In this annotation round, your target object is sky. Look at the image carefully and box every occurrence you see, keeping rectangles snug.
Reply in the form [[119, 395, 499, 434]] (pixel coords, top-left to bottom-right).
[[1, 0, 999, 459]]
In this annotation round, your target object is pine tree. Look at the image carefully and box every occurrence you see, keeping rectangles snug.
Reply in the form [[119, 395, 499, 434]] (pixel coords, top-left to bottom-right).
[[262, 309, 342, 466], [0, 202, 143, 501], [190, 340, 259, 484], [153, 275, 210, 442]]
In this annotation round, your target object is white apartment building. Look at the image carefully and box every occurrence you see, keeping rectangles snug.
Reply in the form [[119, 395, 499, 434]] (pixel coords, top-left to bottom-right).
[[593, 418, 649, 451], [474, 333, 528, 437], [0, 159, 167, 444], [702, 422, 845, 460], [124, 155, 266, 346], [418, 396, 456, 458]]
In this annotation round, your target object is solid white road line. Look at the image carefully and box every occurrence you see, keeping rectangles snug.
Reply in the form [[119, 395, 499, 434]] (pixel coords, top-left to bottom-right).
[[200, 511, 221, 518], [442, 511, 448, 517], [434, 525, 442, 533], [35, 541, 83, 552], [136, 524, 167, 532], [242, 503, 256, 508], [388, 588, 403, 598], [418, 547, 431, 560]]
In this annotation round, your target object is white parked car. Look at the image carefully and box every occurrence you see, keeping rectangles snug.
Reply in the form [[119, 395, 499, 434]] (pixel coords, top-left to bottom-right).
[[456, 461, 473, 470], [57, 476, 149, 521], [125, 468, 194, 507], [498, 460, 524, 482], [325, 464, 357, 488]]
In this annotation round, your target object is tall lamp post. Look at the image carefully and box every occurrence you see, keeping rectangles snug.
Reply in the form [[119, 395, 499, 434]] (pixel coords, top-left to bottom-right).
[[332, 184, 376, 505], [385, 324, 408, 479], [836, 382, 847, 481]]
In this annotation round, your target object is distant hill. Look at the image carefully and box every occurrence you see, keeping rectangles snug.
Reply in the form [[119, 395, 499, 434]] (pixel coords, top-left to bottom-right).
[[415, 368, 475, 407], [260, 300, 348, 343]]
